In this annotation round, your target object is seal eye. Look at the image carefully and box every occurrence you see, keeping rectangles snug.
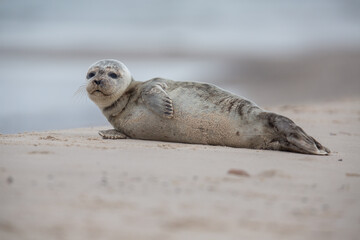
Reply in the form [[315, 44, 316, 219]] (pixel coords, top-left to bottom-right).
[[108, 72, 118, 79], [87, 72, 95, 79]]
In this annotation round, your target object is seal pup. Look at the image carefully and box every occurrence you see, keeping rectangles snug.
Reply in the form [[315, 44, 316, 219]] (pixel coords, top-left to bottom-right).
[[85, 59, 330, 155]]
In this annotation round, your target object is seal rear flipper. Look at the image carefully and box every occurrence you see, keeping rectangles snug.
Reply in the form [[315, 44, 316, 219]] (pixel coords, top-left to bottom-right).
[[99, 129, 128, 139], [282, 134, 330, 155], [141, 82, 174, 119], [267, 113, 330, 155]]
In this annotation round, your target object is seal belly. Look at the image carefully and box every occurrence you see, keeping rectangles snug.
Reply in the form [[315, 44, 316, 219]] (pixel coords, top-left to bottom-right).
[[117, 85, 256, 147]]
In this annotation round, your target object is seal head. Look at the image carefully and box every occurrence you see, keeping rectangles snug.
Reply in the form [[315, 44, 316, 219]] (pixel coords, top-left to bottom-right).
[[86, 59, 132, 109]]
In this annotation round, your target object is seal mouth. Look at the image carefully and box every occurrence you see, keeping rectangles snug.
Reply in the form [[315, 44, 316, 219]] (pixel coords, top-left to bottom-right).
[[91, 89, 110, 96]]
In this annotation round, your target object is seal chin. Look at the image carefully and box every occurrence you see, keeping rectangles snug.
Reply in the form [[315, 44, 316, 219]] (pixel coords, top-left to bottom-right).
[[91, 90, 102, 95], [88, 86, 125, 109]]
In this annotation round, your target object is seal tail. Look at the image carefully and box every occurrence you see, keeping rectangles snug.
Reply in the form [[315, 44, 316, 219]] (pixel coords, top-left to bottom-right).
[[267, 113, 330, 155]]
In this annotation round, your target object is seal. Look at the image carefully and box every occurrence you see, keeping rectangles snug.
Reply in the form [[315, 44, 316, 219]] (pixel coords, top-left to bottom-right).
[[85, 59, 330, 155]]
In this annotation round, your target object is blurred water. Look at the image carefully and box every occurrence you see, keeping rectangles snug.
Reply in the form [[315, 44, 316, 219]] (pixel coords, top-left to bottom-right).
[[1, 0, 360, 133], [1, 0, 359, 52]]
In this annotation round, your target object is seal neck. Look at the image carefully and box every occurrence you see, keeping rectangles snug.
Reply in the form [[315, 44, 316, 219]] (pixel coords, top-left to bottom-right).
[[102, 78, 141, 119]]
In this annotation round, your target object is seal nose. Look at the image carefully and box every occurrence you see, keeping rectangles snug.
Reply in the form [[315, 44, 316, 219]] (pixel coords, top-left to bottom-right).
[[94, 79, 102, 85]]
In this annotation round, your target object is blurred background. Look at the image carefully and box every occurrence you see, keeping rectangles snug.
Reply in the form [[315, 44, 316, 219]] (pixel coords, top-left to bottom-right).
[[0, 0, 359, 134]]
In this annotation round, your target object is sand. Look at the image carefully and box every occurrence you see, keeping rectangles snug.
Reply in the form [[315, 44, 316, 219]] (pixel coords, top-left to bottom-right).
[[0, 98, 360, 240]]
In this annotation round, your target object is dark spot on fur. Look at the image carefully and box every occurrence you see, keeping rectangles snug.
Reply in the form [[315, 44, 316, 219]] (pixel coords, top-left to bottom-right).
[[198, 127, 205, 132], [261, 113, 276, 128], [247, 106, 257, 114], [227, 98, 239, 112], [201, 84, 212, 91], [236, 100, 251, 116], [236, 131, 240, 136], [134, 95, 142, 105], [217, 97, 228, 105]]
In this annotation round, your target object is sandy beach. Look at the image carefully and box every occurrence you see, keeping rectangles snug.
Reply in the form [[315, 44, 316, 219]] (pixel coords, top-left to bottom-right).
[[1, 98, 359, 240]]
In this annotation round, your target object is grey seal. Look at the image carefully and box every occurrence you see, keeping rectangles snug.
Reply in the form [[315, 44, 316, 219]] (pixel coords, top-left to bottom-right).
[[85, 59, 330, 155]]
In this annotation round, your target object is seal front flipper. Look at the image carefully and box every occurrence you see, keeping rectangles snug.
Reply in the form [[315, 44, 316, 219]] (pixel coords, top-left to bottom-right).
[[141, 82, 174, 119], [99, 129, 128, 139]]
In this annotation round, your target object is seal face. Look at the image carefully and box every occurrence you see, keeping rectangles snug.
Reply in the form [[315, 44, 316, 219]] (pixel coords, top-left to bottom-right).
[[86, 59, 132, 108], [85, 59, 330, 155]]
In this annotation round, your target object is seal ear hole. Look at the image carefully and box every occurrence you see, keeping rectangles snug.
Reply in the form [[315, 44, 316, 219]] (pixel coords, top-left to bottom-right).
[[87, 72, 95, 79], [108, 72, 118, 79]]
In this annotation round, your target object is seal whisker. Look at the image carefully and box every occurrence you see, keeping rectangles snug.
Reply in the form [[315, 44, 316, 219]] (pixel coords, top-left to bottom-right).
[[73, 84, 88, 102]]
